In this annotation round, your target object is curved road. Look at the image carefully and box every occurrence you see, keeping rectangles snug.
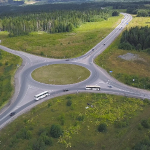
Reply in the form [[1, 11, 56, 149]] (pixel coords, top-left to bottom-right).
[[0, 13, 150, 129]]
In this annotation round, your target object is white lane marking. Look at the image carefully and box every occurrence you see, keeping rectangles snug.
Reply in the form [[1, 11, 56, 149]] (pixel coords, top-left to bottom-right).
[[99, 81, 105, 84]]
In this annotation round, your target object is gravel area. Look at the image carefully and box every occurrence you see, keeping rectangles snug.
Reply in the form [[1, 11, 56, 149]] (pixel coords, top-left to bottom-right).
[[118, 53, 145, 61]]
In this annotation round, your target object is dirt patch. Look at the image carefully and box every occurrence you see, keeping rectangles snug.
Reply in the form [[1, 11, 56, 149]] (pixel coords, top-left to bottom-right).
[[118, 53, 145, 61]]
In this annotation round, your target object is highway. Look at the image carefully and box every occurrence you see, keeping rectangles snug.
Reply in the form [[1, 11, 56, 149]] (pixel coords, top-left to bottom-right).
[[0, 13, 150, 129]]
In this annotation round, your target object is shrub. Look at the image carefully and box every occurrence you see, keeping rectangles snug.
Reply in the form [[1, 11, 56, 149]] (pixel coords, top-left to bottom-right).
[[137, 124, 143, 130], [98, 123, 107, 132], [112, 11, 119, 16], [141, 119, 150, 128], [114, 120, 129, 128], [77, 114, 84, 121], [58, 113, 65, 125], [38, 127, 47, 136], [32, 138, 45, 150], [5, 61, 8, 65], [44, 137, 53, 146], [48, 102, 52, 107], [50, 124, 63, 138], [40, 133, 53, 146], [16, 128, 32, 139], [118, 42, 133, 50], [40, 51, 44, 56], [66, 99, 72, 106], [9, 136, 18, 147], [143, 99, 150, 105]]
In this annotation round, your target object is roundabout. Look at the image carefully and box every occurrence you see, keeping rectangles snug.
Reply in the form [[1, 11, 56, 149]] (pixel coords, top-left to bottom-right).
[[1, 13, 150, 130]]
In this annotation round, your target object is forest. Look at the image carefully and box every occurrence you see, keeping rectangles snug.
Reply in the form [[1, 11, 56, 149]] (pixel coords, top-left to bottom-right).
[[0, 7, 111, 36], [2, 0, 150, 37], [119, 26, 150, 53]]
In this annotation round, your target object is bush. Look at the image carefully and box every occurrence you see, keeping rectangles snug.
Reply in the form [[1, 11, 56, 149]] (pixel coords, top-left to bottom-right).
[[40, 133, 53, 146], [114, 120, 129, 128], [143, 99, 150, 105], [40, 51, 44, 56], [98, 123, 107, 132], [118, 42, 133, 50], [141, 119, 150, 128], [137, 123, 143, 130], [16, 128, 32, 139], [58, 113, 65, 125], [50, 124, 63, 138], [32, 138, 45, 150], [112, 11, 119, 16], [77, 114, 84, 121], [134, 136, 150, 150], [5, 61, 8, 65], [38, 127, 47, 136], [48, 102, 52, 108], [66, 99, 72, 106], [44, 137, 53, 146]]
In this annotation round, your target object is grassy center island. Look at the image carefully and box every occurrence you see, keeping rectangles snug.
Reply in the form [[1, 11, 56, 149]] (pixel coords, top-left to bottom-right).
[[31, 64, 90, 85]]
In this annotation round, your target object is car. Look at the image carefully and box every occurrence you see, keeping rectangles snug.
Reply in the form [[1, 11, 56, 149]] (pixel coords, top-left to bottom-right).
[[65, 59, 69, 61], [108, 85, 112, 88], [9, 112, 16, 116], [103, 43, 105, 45], [63, 89, 69, 92]]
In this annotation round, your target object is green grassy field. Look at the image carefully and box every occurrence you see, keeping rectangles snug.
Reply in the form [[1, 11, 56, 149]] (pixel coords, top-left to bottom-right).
[[0, 50, 22, 108], [0, 93, 150, 150], [0, 15, 123, 59], [32, 64, 90, 85], [95, 16, 150, 90]]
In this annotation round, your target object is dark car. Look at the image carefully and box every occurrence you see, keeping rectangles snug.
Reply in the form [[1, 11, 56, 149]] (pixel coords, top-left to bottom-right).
[[9, 112, 16, 116], [108, 85, 112, 88], [63, 89, 69, 92], [65, 59, 69, 61]]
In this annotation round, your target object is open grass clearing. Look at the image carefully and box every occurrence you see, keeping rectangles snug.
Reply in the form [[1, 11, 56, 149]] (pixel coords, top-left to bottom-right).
[[0, 93, 149, 150], [31, 64, 90, 85], [0, 50, 22, 108], [95, 16, 150, 90], [0, 15, 123, 58]]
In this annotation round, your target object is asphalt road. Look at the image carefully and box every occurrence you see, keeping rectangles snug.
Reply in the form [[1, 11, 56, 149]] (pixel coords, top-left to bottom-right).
[[0, 13, 150, 129]]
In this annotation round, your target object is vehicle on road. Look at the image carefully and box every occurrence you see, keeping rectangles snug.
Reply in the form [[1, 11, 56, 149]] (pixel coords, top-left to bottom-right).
[[108, 85, 112, 88], [34, 91, 50, 101], [65, 59, 69, 61], [10, 112, 16, 116], [85, 85, 100, 91], [63, 89, 69, 92]]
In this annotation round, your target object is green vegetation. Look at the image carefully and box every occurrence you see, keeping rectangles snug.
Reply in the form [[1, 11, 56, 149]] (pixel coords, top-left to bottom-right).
[[0, 93, 149, 150], [98, 123, 107, 132], [112, 10, 119, 16], [137, 9, 150, 17], [95, 16, 150, 90], [0, 49, 22, 108], [31, 64, 90, 85], [50, 124, 63, 138], [0, 15, 122, 58], [1, 9, 110, 36], [119, 26, 150, 51]]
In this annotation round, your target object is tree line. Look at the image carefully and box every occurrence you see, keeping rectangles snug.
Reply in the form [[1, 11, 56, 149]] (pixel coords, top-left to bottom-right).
[[0, 9, 110, 36], [119, 26, 150, 52]]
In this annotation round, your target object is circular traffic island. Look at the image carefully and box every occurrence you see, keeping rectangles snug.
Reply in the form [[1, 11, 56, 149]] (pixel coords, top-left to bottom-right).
[[32, 64, 90, 85]]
